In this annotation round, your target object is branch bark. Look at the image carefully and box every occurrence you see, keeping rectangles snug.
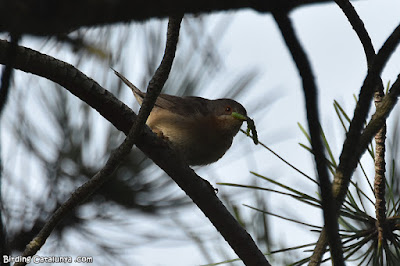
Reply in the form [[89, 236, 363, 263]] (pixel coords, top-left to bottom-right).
[[0, 0, 337, 35], [0, 38, 270, 265], [373, 89, 387, 249]]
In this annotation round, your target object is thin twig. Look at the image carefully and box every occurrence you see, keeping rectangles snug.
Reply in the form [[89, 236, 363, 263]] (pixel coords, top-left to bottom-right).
[[373, 89, 387, 248], [14, 15, 183, 266], [272, 10, 344, 264]]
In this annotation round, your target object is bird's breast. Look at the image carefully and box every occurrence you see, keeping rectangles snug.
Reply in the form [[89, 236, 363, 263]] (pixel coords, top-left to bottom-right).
[[146, 110, 234, 165]]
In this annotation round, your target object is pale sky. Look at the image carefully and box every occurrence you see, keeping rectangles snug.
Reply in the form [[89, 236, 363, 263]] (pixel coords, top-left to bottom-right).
[[3, 1, 400, 265], [138, 1, 400, 265]]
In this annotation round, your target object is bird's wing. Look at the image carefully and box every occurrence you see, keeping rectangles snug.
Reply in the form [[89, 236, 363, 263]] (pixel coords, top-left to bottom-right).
[[113, 68, 209, 116], [156, 95, 210, 117]]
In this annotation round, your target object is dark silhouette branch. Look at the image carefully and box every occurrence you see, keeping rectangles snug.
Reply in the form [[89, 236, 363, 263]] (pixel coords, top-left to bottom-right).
[[272, 10, 344, 265], [330, 10, 400, 213], [309, 74, 400, 265], [332, 22, 400, 211], [0, 0, 339, 36], [0, 35, 270, 266], [129, 15, 183, 141], [334, 0, 389, 253], [0, 33, 19, 116], [0, 33, 20, 266], [309, 0, 383, 263], [13, 14, 183, 266], [334, 0, 376, 64], [310, 21, 400, 266]]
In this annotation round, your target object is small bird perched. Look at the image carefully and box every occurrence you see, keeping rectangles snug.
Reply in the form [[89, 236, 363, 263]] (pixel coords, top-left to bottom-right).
[[114, 70, 251, 166]]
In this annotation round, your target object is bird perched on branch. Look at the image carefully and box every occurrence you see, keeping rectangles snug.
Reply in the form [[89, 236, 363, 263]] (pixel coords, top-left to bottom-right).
[[114, 70, 253, 166]]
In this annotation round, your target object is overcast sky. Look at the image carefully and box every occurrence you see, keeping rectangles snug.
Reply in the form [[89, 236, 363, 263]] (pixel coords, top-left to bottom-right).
[[3, 1, 400, 265], [139, 1, 400, 265]]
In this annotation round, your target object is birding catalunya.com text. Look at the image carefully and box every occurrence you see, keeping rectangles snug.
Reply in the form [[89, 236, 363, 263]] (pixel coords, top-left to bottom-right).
[[3, 255, 93, 264]]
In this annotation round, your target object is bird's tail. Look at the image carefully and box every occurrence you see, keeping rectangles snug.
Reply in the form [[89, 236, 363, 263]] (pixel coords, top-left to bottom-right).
[[112, 68, 144, 104]]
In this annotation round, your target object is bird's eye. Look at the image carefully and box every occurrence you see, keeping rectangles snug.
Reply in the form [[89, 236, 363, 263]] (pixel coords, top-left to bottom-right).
[[225, 106, 232, 113]]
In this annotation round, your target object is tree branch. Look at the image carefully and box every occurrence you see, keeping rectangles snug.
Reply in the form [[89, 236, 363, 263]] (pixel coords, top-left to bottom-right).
[[373, 89, 387, 249], [309, 0, 382, 263], [13, 14, 183, 266], [310, 21, 400, 265], [0, 39, 270, 266], [333, 0, 376, 64], [331, 10, 400, 218], [0, 33, 20, 266], [0, 0, 338, 36], [0, 33, 19, 116], [272, 10, 344, 265], [360, 75, 400, 158], [131, 15, 183, 140]]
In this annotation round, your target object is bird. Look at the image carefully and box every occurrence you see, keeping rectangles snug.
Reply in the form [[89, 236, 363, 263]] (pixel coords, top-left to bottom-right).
[[114, 70, 249, 166]]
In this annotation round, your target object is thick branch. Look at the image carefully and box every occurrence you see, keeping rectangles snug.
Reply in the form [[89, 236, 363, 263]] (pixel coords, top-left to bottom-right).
[[0, 0, 336, 35], [0, 40, 270, 265], [273, 11, 344, 265]]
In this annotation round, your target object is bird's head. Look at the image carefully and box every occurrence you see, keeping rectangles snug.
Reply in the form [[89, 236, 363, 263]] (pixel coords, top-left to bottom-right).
[[208, 99, 248, 138]]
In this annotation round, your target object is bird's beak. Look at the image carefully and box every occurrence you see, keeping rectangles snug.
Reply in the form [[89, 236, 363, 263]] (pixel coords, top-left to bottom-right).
[[232, 112, 259, 144], [231, 112, 248, 121]]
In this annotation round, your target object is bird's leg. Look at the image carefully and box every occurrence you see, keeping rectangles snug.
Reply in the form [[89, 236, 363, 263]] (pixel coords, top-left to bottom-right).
[[151, 128, 170, 141]]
